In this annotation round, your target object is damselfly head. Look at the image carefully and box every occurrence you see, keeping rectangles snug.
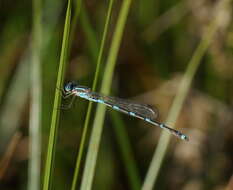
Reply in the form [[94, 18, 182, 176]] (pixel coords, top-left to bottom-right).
[[64, 82, 77, 92]]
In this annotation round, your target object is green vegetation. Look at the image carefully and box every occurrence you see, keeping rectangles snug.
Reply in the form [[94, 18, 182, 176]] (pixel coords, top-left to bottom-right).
[[0, 0, 233, 190]]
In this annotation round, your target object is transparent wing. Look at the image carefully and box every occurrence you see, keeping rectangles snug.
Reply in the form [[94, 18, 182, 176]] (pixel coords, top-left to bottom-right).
[[89, 92, 158, 119]]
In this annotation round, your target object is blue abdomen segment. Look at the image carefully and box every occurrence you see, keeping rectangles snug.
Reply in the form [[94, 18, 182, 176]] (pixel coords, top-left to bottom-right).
[[70, 88, 189, 141]]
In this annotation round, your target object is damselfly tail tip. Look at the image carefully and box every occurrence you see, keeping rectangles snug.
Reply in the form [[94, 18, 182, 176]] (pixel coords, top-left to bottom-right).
[[180, 134, 189, 141]]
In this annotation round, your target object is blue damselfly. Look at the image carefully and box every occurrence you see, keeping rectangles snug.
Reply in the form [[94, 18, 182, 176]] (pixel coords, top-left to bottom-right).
[[62, 82, 189, 141]]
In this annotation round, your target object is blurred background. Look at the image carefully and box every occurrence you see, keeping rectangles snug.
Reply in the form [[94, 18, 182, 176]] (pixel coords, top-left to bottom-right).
[[0, 0, 233, 189]]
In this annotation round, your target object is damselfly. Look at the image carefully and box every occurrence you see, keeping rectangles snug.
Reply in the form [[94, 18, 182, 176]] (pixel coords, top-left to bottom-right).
[[61, 81, 189, 141]]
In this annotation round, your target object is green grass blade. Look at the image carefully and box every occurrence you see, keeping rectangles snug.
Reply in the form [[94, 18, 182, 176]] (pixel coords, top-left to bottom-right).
[[110, 112, 141, 190], [70, 0, 82, 43], [70, 0, 114, 189], [80, 7, 99, 61], [142, 1, 188, 43], [28, 0, 42, 189], [42, 1, 71, 189], [80, 0, 132, 189], [141, 1, 229, 189]]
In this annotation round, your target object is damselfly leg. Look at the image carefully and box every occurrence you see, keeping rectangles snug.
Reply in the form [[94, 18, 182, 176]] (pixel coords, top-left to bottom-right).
[[56, 86, 77, 109], [60, 96, 77, 110]]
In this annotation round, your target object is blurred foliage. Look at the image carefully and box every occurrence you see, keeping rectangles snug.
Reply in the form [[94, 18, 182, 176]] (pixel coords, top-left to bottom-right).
[[0, 0, 233, 190]]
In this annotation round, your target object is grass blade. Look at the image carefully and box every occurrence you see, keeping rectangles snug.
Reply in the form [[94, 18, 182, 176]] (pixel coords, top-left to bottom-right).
[[71, 0, 114, 189], [142, 1, 230, 189], [42, 1, 71, 189], [80, 0, 132, 189], [110, 112, 141, 190], [28, 0, 42, 189]]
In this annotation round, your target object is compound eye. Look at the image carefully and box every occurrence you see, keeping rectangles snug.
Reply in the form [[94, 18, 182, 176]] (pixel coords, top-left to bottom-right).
[[64, 82, 75, 92]]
